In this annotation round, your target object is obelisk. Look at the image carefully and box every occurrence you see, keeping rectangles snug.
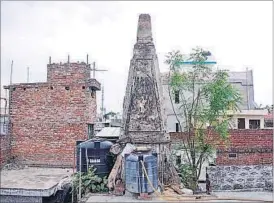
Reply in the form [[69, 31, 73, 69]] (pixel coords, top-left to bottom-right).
[[120, 14, 169, 144], [120, 14, 177, 185]]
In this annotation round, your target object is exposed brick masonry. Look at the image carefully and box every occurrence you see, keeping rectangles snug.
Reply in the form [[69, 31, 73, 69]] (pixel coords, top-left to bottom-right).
[[3, 62, 100, 167], [170, 129, 273, 165]]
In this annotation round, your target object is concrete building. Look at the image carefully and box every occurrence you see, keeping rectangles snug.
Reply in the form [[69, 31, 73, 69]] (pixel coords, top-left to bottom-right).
[[3, 59, 100, 167], [228, 109, 268, 129], [0, 102, 10, 167], [161, 60, 259, 133]]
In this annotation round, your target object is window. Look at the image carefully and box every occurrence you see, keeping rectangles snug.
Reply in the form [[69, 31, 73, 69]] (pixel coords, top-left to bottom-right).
[[176, 123, 180, 132], [176, 155, 181, 165], [228, 153, 237, 158], [175, 90, 180, 104], [65, 86, 70, 90], [87, 124, 94, 139], [265, 120, 273, 128], [0, 123, 8, 135], [238, 118, 245, 129], [249, 119, 260, 129]]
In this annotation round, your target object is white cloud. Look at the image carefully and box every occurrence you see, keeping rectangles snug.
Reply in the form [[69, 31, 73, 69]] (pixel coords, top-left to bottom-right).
[[1, 1, 272, 112]]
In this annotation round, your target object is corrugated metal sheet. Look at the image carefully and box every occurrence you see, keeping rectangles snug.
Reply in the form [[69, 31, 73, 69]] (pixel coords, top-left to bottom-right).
[[95, 127, 120, 138]]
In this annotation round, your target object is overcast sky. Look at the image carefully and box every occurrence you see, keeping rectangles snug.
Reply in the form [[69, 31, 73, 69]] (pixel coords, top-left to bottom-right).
[[1, 1, 272, 113]]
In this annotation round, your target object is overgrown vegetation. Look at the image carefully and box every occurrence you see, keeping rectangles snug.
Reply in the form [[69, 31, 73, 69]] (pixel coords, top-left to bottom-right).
[[165, 47, 242, 191], [72, 166, 108, 201]]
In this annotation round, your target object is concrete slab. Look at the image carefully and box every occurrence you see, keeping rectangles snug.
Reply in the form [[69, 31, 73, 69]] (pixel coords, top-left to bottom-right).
[[213, 191, 273, 202], [82, 192, 273, 203], [0, 167, 73, 197]]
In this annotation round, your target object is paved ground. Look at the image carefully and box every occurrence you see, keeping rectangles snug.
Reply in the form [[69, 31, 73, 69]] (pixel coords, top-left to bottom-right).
[[82, 191, 273, 202], [213, 191, 273, 202], [0, 167, 73, 190]]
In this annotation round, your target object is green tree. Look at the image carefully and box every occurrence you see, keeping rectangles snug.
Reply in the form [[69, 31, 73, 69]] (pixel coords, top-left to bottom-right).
[[165, 47, 242, 191]]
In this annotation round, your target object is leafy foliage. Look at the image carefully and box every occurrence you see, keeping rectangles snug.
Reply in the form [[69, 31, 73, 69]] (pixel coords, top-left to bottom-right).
[[178, 164, 193, 189], [165, 47, 242, 191], [72, 166, 108, 201]]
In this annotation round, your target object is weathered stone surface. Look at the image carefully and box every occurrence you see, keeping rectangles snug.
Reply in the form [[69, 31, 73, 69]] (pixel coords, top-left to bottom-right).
[[208, 165, 273, 191], [118, 14, 177, 185], [120, 14, 168, 144]]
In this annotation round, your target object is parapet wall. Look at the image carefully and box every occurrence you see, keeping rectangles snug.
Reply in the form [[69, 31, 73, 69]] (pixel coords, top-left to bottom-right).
[[207, 165, 273, 191]]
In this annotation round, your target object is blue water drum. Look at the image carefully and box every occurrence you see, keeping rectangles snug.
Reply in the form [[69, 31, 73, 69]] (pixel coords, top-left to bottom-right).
[[125, 151, 158, 194]]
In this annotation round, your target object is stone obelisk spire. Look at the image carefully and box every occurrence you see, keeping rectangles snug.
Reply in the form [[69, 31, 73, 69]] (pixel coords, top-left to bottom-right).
[[120, 14, 169, 144]]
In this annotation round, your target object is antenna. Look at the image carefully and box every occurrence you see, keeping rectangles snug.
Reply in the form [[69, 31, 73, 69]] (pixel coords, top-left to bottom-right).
[[68, 55, 70, 63], [86, 54, 89, 65], [27, 67, 30, 83], [49, 56, 51, 64], [90, 62, 108, 79]]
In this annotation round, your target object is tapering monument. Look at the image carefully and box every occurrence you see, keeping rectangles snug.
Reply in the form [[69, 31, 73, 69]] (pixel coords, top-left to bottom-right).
[[108, 14, 179, 192], [120, 14, 169, 144]]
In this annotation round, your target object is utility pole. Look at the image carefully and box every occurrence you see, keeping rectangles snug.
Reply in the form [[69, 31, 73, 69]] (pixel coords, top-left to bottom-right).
[[87, 57, 108, 121], [101, 85, 105, 121], [10, 60, 13, 85], [27, 67, 30, 83], [246, 67, 250, 110]]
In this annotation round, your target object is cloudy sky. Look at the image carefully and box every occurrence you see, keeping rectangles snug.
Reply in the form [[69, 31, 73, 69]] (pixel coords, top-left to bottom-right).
[[1, 1, 272, 113]]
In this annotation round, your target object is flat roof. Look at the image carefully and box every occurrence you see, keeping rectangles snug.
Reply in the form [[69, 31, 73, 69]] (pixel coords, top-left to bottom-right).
[[0, 167, 73, 197]]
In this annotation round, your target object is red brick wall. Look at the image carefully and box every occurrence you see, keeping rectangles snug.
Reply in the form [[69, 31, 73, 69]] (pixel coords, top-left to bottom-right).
[[170, 129, 273, 165], [6, 62, 98, 167], [216, 129, 273, 165], [47, 62, 90, 84]]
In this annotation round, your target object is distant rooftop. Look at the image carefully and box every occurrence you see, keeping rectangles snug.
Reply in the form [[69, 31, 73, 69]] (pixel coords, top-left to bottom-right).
[[95, 127, 120, 138]]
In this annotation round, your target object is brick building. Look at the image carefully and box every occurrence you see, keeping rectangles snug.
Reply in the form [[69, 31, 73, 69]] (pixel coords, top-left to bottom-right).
[[170, 129, 273, 166], [3, 60, 100, 167]]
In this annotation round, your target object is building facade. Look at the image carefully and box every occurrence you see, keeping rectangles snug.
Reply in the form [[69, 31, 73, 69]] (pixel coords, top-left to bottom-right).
[[3, 60, 100, 167], [0, 104, 10, 167], [161, 67, 258, 133]]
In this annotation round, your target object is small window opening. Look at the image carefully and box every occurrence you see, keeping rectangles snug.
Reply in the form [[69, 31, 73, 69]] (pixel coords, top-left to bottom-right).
[[238, 118, 245, 129], [65, 86, 70, 91], [12, 87, 16, 91], [87, 124, 94, 139], [249, 119, 260, 129], [91, 90, 96, 98], [176, 123, 180, 132], [175, 90, 180, 104], [228, 153, 237, 158], [176, 155, 181, 165], [23, 88, 26, 91], [50, 86, 53, 90], [82, 86, 85, 89]]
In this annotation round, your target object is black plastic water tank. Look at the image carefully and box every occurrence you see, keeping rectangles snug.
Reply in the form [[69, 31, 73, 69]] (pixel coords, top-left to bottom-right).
[[76, 139, 114, 177]]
